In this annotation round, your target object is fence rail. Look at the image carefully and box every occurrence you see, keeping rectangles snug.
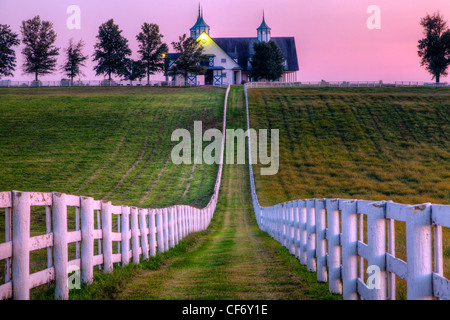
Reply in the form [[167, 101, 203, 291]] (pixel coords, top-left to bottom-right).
[[0, 85, 230, 300], [244, 86, 450, 300], [0, 80, 228, 88], [244, 81, 449, 88], [2, 80, 449, 88]]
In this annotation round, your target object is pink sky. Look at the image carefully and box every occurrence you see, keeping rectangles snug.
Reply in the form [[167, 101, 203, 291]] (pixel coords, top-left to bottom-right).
[[1, 0, 449, 82]]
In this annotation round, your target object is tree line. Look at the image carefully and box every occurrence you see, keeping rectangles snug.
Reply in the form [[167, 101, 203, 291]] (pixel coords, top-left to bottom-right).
[[2, 12, 449, 84], [0, 16, 209, 84]]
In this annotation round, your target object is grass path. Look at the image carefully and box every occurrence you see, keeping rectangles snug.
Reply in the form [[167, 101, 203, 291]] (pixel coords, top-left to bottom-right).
[[112, 86, 338, 300]]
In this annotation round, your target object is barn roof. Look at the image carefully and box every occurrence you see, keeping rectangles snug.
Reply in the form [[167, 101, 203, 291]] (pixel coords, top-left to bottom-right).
[[212, 37, 299, 72]]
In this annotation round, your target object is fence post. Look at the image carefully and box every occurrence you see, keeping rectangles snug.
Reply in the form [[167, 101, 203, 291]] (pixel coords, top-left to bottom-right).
[[101, 200, 113, 273], [200, 208, 204, 231], [306, 199, 316, 272], [173, 206, 180, 245], [80, 196, 95, 284], [274, 205, 278, 240], [130, 207, 140, 263], [12, 191, 30, 300], [294, 201, 301, 259], [169, 207, 175, 248], [326, 199, 342, 294], [387, 205, 396, 300], [180, 206, 185, 240], [156, 209, 164, 253], [406, 203, 433, 300], [5, 205, 12, 284], [148, 209, 157, 256], [121, 206, 130, 265], [282, 203, 287, 248], [193, 208, 197, 232], [139, 208, 149, 260], [341, 199, 358, 300], [277, 204, 282, 242], [52, 192, 69, 300], [267, 207, 272, 237], [366, 201, 387, 300], [188, 206, 192, 234], [298, 200, 308, 266], [315, 199, 327, 282], [195, 208, 199, 232], [289, 202, 295, 255], [163, 208, 169, 250]]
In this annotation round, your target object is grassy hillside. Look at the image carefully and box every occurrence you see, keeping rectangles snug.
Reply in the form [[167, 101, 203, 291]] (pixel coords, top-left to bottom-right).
[[248, 87, 450, 206], [0, 86, 225, 287], [248, 87, 450, 298], [42, 85, 339, 301], [0, 86, 225, 208]]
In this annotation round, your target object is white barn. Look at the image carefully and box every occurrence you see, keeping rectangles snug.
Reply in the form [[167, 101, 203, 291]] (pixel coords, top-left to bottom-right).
[[169, 7, 299, 85]]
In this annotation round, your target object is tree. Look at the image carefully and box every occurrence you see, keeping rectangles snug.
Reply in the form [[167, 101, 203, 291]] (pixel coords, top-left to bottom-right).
[[418, 12, 450, 83], [170, 34, 206, 81], [0, 24, 20, 79], [122, 59, 146, 85], [93, 19, 131, 83], [60, 38, 88, 83], [136, 23, 168, 85], [249, 40, 285, 82], [20, 16, 59, 81]]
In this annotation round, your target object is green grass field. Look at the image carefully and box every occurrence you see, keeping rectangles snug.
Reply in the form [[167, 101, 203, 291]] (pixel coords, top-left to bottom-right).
[[247, 86, 450, 298], [35, 85, 339, 301], [248, 87, 450, 205], [0, 86, 225, 207], [0, 85, 448, 300], [0, 86, 225, 288]]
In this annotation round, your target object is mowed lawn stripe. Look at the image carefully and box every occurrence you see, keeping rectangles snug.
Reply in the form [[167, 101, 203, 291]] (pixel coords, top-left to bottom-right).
[[113, 86, 338, 300]]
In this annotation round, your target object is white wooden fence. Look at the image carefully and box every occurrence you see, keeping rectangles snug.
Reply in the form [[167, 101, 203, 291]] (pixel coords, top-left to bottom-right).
[[244, 81, 449, 88], [0, 85, 230, 300], [244, 86, 450, 300]]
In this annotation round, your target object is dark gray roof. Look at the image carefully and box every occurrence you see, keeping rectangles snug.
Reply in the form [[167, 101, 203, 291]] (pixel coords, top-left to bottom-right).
[[212, 37, 299, 72], [257, 17, 271, 30], [191, 8, 210, 30], [191, 16, 209, 29], [167, 53, 180, 67], [226, 51, 239, 60]]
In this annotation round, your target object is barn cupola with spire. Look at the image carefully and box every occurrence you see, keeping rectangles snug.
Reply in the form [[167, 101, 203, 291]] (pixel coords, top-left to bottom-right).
[[257, 11, 271, 42], [190, 5, 210, 39], [167, 5, 299, 85]]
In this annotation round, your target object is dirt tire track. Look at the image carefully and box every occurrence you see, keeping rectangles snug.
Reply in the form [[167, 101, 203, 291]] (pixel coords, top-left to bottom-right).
[[75, 100, 150, 194], [136, 96, 195, 205], [179, 96, 212, 201], [102, 96, 172, 200]]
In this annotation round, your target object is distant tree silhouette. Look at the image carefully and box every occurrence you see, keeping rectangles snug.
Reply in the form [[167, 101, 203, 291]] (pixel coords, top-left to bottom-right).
[[136, 23, 168, 85], [250, 40, 285, 82], [0, 24, 20, 79], [122, 59, 146, 85], [21, 16, 59, 82], [418, 12, 450, 83], [170, 34, 206, 81], [93, 19, 131, 84], [61, 38, 88, 83]]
